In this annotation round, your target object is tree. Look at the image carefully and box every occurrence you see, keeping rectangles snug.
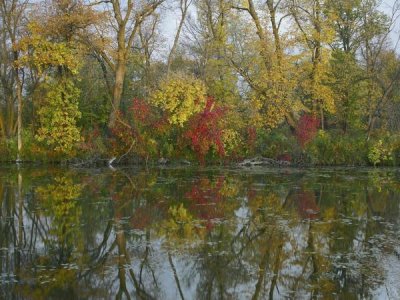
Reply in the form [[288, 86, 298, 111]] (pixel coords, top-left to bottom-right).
[[166, 0, 193, 77], [289, 0, 336, 129], [327, 0, 364, 53], [230, 0, 302, 131], [87, 0, 165, 128], [0, 0, 28, 159], [329, 50, 364, 132], [17, 0, 97, 154], [358, 0, 400, 139]]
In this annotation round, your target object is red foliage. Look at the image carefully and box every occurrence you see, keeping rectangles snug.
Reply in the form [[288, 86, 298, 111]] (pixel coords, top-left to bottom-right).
[[247, 126, 257, 153], [247, 187, 257, 202], [109, 99, 167, 157], [130, 203, 167, 230], [130, 98, 152, 125], [295, 114, 320, 148], [277, 153, 292, 162], [296, 190, 320, 220], [185, 177, 225, 230], [80, 126, 101, 151], [130, 98, 169, 135], [108, 110, 140, 155], [185, 97, 226, 164]]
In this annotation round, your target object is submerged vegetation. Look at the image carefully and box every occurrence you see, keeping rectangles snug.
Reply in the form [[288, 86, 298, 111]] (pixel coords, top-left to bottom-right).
[[0, 0, 400, 165]]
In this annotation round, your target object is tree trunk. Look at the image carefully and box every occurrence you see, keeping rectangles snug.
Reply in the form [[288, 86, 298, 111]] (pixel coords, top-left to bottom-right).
[[267, 0, 282, 66], [167, 2, 188, 77], [108, 59, 126, 128], [16, 65, 23, 160]]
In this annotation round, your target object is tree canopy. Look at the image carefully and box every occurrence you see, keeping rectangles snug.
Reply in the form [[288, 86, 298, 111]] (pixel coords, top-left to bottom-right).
[[0, 0, 399, 165]]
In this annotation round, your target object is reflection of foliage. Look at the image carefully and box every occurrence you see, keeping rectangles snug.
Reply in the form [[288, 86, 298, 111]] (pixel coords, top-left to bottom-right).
[[20, 269, 77, 300], [2, 168, 400, 299], [295, 190, 320, 219], [161, 204, 205, 242], [185, 177, 228, 230], [36, 176, 83, 259]]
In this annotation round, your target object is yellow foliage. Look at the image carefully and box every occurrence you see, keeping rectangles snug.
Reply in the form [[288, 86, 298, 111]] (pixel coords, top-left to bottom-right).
[[17, 22, 80, 75], [35, 79, 82, 154], [222, 129, 242, 154], [160, 204, 205, 244], [36, 176, 83, 247], [150, 75, 207, 126]]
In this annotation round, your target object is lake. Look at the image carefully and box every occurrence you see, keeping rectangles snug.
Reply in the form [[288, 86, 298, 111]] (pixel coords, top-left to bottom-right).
[[1, 166, 400, 299]]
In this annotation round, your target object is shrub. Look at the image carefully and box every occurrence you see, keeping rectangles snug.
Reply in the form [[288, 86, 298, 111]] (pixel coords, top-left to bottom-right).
[[367, 134, 400, 166], [296, 114, 320, 148], [257, 127, 300, 160], [306, 131, 368, 165], [184, 97, 226, 164]]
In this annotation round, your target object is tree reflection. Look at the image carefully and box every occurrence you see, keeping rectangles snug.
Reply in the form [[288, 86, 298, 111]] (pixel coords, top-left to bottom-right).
[[1, 168, 400, 299]]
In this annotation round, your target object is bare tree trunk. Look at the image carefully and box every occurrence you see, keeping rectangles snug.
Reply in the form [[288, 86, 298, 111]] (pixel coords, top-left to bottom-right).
[[0, 114, 5, 138], [101, 0, 164, 129], [167, 0, 191, 77], [266, 0, 282, 66], [15, 63, 23, 160], [109, 59, 126, 128]]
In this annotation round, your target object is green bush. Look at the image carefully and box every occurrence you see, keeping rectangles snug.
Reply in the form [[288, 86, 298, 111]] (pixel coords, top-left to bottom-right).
[[367, 134, 400, 166], [306, 131, 368, 165], [257, 128, 300, 159]]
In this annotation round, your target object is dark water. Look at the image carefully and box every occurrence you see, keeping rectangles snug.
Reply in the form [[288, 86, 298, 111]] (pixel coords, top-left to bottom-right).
[[1, 166, 400, 299]]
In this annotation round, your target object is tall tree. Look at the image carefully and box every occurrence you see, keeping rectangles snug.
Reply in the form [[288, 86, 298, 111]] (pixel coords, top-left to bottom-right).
[[18, 0, 98, 154], [88, 0, 165, 128], [230, 0, 301, 130], [289, 0, 335, 129], [358, 0, 400, 139], [0, 0, 28, 159], [166, 0, 193, 77]]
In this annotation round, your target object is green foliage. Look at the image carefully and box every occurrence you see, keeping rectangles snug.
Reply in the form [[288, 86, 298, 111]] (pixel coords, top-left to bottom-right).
[[306, 131, 368, 165], [36, 79, 82, 155], [256, 128, 299, 159], [368, 140, 392, 166], [367, 134, 400, 166], [0, 130, 64, 162], [329, 50, 365, 131]]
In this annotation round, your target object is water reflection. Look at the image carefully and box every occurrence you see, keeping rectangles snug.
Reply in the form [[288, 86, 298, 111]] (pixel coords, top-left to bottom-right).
[[1, 167, 400, 299]]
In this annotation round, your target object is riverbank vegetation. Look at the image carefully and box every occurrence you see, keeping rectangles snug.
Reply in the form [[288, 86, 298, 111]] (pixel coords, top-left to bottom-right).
[[0, 0, 399, 166]]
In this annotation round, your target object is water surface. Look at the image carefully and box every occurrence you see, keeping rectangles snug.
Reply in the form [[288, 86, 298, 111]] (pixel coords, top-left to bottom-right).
[[1, 166, 400, 299]]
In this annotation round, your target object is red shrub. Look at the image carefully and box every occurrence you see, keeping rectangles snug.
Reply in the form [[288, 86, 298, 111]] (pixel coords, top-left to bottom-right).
[[130, 98, 152, 125], [185, 97, 226, 164], [295, 114, 320, 148]]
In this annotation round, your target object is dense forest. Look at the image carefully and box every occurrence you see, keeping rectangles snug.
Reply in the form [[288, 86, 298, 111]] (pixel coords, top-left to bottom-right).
[[0, 0, 399, 165]]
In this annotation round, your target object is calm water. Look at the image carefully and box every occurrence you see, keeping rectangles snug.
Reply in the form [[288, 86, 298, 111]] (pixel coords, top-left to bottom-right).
[[1, 166, 400, 299]]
